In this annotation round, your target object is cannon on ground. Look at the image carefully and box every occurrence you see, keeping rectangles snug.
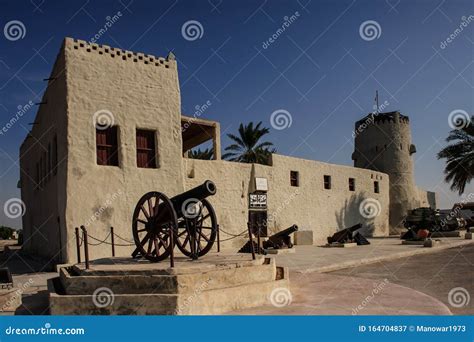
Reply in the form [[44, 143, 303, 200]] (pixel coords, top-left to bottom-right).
[[263, 224, 298, 249], [327, 223, 370, 245], [131, 180, 218, 262]]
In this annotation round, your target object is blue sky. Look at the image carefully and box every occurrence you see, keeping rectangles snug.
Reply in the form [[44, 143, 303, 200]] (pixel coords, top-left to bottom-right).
[[0, 0, 473, 228]]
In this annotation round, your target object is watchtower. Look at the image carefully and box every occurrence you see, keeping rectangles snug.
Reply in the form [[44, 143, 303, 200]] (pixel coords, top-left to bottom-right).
[[352, 111, 418, 233]]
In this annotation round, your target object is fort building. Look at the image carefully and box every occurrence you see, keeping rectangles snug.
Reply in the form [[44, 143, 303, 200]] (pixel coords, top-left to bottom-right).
[[19, 38, 436, 263]]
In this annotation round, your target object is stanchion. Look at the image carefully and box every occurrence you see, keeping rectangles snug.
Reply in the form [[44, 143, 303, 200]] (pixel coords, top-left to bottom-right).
[[80, 225, 90, 269], [247, 222, 256, 260], [110, 226, 115, 257], [75, 227, 81, 263], [169, 226, 175, 268], [217, 224, 220, 252], [256, 222, 261, 255]]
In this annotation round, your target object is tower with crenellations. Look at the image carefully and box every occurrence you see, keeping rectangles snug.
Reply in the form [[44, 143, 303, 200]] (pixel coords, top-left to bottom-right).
[[352, 111, 420, 234]]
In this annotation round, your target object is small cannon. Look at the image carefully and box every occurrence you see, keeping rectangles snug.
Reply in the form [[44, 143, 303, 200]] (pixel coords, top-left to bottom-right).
[[327, 223, 370, 245], [263, 224, 298, 249], [132, 180, 218, 262]]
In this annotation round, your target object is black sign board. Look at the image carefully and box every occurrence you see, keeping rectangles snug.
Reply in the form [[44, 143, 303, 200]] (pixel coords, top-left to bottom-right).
[[249, 192, 267, 209]]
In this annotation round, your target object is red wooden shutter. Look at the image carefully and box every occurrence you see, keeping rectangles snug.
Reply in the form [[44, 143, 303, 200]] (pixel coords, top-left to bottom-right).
[[96, 127, 119, 166], [136, 130, 156, 168]]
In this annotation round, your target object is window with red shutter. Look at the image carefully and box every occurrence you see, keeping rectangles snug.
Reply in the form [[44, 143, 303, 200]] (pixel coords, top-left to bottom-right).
[[136, 129, 157, 168], [96, 127, 119, 166]]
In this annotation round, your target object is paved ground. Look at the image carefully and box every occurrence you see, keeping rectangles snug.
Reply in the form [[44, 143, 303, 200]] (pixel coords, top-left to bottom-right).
[[331, 244, 474, 315], [0, 240, 55, 315], [231, 241, 473, 315], [0, 237, 472, 315], [271, 235, 472, 273]]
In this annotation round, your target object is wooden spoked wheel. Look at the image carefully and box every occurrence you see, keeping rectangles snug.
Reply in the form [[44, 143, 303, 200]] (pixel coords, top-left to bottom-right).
[[176, 199, 217, 259], [132, 192, 178, 262]]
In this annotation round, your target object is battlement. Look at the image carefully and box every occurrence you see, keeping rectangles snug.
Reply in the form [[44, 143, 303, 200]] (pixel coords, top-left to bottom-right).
[[355, 111, 409, 130], [63, 37, 175, 69]]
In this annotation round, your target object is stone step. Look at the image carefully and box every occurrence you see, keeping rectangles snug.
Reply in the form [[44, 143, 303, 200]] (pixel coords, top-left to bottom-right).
[[60, 258, 277, 295]]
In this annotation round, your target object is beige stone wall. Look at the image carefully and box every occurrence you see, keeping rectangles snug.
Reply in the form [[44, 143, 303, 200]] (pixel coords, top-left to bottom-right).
[[185, 154, 389, 249], [19, 43, 69, 262], [62, 38, 184, 262], [417, 187, 437, 209]]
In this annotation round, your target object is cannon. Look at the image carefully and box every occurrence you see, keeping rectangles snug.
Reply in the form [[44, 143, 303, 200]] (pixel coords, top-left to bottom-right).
[[327, 223, 370, 245], [131, 180, 218, 262], [263, 224, 298, 249]]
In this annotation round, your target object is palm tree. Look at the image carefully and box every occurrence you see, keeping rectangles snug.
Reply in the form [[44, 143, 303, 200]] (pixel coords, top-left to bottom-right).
[[437, 117, 473, 195], [222, 121, 275, 165], [188, 147, 213, 160]]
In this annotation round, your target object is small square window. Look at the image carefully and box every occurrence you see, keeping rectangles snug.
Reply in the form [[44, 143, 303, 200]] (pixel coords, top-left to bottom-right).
[[324, 175, 331, 190], [136, 129, 157, 168], [349, 178, 355, 191], [290, 171, 299, 187], [374, 181, 380, 193], [96, 126, 119, 166]]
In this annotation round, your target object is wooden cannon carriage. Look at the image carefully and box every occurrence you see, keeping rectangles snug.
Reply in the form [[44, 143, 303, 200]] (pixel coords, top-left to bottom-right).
[[131, 180, 218, 262]]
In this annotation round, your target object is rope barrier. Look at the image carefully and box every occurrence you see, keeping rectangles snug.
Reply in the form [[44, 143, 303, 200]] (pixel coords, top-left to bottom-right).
[[218, 227, 247, 238]]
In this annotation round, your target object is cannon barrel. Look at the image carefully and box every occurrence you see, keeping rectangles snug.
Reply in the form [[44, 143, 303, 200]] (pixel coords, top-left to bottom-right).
[[269, 224, 298, 239], [170, 180, 217, 219], [327, 223, 362, 244]]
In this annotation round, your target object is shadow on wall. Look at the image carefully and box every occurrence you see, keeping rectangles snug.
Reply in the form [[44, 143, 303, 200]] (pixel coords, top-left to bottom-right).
[[335, 192, 376, 237]]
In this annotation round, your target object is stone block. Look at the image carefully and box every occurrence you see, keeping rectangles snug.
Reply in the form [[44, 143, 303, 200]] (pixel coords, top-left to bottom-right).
[[423, 239, 441, 248], [0, 288, 22, 312], [264, 248, 296, 255], [465, 232, 472, 240], [401, 240, 425, 245], [430, 231, 461, 238], [48, 255, 290, 315], [294, 230, 313, 245]]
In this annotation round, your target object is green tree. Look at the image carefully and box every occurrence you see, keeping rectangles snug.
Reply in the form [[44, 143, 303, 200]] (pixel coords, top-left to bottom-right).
[[188, 147, 214, 160], [222, 121, 274, 165], [437, 118, 473, 195], [0, 226, 14, 240]]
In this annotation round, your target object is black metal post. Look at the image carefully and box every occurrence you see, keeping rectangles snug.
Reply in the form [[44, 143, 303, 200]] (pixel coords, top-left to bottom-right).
[[256, 222, 261, 255], [110, 226, 115, 257], [216, 224, 220, 252], [75, 227, 81, 263], [247, 222, 256, 260], [80, 225, 90, 269], [169, 226, 175, 268]]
